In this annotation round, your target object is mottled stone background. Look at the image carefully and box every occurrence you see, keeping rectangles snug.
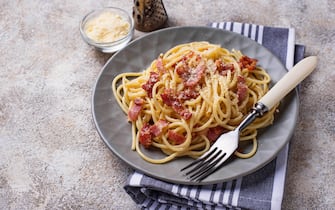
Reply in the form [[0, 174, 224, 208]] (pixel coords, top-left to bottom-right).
[[0, 0, 334, 209]]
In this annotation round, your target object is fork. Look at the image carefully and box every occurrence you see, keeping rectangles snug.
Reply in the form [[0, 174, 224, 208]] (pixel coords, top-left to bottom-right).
[[181, 56, 318, 182]]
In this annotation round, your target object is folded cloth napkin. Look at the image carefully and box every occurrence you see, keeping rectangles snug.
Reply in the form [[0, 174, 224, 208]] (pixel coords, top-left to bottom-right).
[[124, 22, 305, 210]]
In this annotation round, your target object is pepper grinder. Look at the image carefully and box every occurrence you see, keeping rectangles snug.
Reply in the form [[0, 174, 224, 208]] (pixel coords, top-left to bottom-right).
[[132, 0, 168, 32]]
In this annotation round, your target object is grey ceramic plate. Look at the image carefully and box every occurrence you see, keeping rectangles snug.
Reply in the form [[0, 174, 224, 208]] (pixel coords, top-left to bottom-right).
[[92, 26, 299, 185]]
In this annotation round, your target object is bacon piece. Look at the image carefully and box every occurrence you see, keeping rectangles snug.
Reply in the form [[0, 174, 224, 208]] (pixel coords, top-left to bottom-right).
[[239, 56, 258, 71], [178, 88, 199, 101], [167, 130, 186, 145], [150, 120, 169, 137], [237, 75, 248, 103], [169, 97, 192, 120], [179, 109, 192, 120], [160, 88, 174, 106], [185, 64, 206, 87], [176, 61, 189, 77], [215, 60, 235, 76], [206, 126, 226, 143], [175, 52, 206, 88], [176, 62, 206, 87], [161, 89, 192, 120], [142, 72, 159, 98], [139, 123, 152, 148], [138, 120, 169, 148], [128, 98, 144, 121]]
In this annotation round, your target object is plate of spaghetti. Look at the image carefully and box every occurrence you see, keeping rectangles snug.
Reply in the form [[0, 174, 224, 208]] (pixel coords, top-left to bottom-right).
[[92, 26, 299, 185]]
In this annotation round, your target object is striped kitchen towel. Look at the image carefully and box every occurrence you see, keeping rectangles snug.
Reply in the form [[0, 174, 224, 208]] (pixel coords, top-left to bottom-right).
[[124, 22, 305, 210]]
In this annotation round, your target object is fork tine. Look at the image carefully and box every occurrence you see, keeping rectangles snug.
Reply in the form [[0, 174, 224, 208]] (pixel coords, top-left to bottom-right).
[[189, 152, 226, 181], [181, 129, 240, 181], [185, 149, 222, 177], [193, 150, 234, 181], [180, 147, 218, 172], [192, 154, 227, 181]]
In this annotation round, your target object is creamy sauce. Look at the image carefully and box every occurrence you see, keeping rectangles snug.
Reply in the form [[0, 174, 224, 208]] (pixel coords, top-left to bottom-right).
[[84, 11, 130, 43]]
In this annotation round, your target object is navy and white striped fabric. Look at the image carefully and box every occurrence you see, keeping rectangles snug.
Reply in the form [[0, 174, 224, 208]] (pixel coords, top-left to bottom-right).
[[124, 22, 305, 210]]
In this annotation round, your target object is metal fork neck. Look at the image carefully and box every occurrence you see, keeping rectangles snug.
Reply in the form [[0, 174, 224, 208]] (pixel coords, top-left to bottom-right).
[[236, 102, 269, 132]]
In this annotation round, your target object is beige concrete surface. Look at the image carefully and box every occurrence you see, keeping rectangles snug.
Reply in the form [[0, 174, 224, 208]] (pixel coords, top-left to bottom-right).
[[0, 0, 334, 209]]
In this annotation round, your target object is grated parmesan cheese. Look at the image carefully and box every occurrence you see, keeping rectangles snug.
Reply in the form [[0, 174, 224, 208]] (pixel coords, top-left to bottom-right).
[[84, 11, 130, 43]]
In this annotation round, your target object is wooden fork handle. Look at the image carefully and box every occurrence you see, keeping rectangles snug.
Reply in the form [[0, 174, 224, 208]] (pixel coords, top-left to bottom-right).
[[259, 56, 318, 109]]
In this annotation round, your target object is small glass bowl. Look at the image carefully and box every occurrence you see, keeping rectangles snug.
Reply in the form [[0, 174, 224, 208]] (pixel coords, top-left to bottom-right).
[[80, 7, 134, 53]]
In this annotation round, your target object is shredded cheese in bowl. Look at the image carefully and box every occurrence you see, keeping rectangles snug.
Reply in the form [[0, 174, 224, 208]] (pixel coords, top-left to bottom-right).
[[84, 12, 130, 43], [80, 7, 134, 53]]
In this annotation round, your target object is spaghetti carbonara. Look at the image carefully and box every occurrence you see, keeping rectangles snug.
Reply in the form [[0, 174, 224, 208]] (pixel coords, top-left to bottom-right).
[[112, 42, 277, 164]]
